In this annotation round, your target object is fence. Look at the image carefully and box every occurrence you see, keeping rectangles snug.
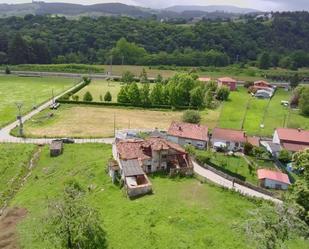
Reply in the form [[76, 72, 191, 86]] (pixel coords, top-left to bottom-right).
[[194, 158, 276, 198]]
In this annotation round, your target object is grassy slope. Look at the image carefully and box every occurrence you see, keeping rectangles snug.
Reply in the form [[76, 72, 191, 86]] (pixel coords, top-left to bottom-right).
[[0, 144, 36, 206], [11, 144, 308, 249], [0, 75, 76, 127]]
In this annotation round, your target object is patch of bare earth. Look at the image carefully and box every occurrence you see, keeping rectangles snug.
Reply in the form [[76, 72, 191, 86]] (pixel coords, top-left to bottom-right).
[[0, 208, 27, 249]]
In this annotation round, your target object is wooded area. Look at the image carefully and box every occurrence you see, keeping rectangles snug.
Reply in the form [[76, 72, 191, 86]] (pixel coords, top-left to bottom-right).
[[0, 12, 309, 68]]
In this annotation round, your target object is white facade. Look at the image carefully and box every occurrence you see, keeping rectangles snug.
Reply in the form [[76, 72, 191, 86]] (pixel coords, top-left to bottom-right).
[[262, 178, 289, 190], [272, 130, 280, 144], [167, 135, 207, 149]]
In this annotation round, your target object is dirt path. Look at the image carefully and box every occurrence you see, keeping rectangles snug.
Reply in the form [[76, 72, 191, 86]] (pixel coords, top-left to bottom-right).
[[0, 207, 27, 249]]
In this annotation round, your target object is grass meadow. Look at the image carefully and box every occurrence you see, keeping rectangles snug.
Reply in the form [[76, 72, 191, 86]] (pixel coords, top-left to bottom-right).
[[0, 144, 36, 207], [0, 75, 76, 127], [9, 144, 308, 249]]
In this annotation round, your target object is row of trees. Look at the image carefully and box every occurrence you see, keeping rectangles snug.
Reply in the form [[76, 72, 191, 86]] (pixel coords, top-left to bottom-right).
[[1, 12, 309, 67], [290, 85, 309, 116], [117, 73, 230, 108]]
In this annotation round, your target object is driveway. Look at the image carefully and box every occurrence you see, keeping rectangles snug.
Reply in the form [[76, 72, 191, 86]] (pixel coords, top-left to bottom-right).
[[193, 161, 282, 204]]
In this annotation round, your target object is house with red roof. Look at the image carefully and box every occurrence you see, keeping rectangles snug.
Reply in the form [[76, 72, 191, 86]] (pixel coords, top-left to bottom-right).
[[211, 128, 247, 151], [167, 121, 209, 149], [257, 169, 290, 190], [111, 137, 193, 197], [198, 77, 211, 83], [273, 128, 309, 152], [217, 77, 237, 91], [254, 80, 272, 89]]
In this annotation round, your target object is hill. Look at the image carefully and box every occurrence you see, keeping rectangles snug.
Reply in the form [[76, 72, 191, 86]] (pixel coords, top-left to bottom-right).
[[165, 5, 261, 14]]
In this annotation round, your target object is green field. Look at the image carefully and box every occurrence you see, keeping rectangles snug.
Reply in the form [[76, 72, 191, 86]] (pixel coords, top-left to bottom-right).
[[9, 144, 307, 249], [218, 87, 309, 136], [0, 75, 76, 127], [0, 144, 36, 207]]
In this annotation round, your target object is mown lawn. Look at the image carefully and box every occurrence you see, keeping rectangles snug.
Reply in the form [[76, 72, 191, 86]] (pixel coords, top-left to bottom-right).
[[10, 144, 307, 249], [18, 105, 184, 138], [0, 144, 36, 207], [0, 75, 76, 127], [217, 87, 309, 137]]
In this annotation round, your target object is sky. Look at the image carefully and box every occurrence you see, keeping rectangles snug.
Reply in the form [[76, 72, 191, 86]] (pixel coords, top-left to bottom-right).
[[0, 0, 308, 11]]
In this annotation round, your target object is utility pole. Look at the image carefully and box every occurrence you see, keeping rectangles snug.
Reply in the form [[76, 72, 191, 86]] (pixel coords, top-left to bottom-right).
[[16, 102, 24, 137], [109, 55, 113, 76]]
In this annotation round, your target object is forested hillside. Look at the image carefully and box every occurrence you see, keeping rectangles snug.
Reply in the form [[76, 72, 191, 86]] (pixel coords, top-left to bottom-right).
[[0, 12, 309, 68]]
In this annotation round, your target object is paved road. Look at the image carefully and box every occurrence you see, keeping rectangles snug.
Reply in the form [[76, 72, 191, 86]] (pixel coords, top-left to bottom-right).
[[193, 161, 282, 204], [0, 81, 114, 145]]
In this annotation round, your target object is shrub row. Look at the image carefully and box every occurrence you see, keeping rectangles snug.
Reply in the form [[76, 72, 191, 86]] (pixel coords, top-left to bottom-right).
[[57, 99, 197, 110]]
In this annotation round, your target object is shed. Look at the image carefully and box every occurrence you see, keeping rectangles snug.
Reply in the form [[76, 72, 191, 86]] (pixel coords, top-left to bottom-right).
[[50, 140, 63, 157], [217, 77, 237, 91], [257, 169, 290, 190]]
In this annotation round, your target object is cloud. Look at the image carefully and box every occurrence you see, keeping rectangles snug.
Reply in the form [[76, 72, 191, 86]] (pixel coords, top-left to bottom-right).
[[259, 0, 309, 11]]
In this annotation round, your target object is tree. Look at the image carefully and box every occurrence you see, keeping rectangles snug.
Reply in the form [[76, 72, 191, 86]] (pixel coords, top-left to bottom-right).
[[216, 86, 230, 101], [72, 95, 79, 101], [8, 33, 29, 64], [117, 84, 129, 103], [104, 91, 112, 102], [244, 142, 254, 155], [150, 83, 163, 105], [182, 110, 201, 124], [156, 74, 163, 83], [290, 73, 300, 88], [139, 68, 148, 83], [258, 52, 271, 69], [204, 90, 214, 108], [299, 87, 309, 116], [0, 51, 8, 64], [190, 86, 205, 108], [43, 181, 107, 249], [278, 149, 292, 163], [122, 71, 134, 83], [5, 65, 10, 74], [127, 83, 140, 105], [140, 83, 151, 107], [243, 203, 308, 249], [83, 91, 93, 102]]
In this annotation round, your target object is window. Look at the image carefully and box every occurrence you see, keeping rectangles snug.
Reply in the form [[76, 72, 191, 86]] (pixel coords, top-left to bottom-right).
[[235, 142, 239, 147], [147, 165, 152, 173]]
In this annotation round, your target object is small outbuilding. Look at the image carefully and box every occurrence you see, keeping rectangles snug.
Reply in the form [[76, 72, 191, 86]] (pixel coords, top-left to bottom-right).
[[257, 169, 290, 190], [217, 77, 237, 91], [50, 140, 63, 157]]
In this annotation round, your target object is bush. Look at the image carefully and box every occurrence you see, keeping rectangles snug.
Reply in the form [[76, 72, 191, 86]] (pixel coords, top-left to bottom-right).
[[5, 65, 10, 74], [104, 91, 112, 102], [184, 144, 196, 156], [278, 149, 292, 163], [82, 76, 91, 85], [182, 110, 201, 124], [216, 86, 230, 101], [196, 154, 211, 164], [122, 71, 135, 83], [244, 81, 253, 88], [244, 142, 254, 155], [72, 95, 79, 101], [83, 91, 93, 102]]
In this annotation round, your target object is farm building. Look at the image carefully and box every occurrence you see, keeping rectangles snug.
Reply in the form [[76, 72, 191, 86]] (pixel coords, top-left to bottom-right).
[[50, 140, 63, 157], [211, 128, 247, 151], [273, 128, 309, 152], [257, 169, 290, 190], [167, 121, 209, 149], [254, 80, 272, 89], [217, 77, 237, 91], [112, 137, 193, 197]]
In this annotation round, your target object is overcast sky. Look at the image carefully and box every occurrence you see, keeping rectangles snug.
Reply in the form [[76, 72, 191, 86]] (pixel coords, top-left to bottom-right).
[[0, 0, 308, 11]]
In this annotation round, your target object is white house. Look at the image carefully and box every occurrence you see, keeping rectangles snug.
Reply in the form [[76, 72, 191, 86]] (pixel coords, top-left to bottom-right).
[[273, 128, 309, 152], [211, 128, 247, 151], [167, 121, 208, 149], [257, 169, 290, 190]]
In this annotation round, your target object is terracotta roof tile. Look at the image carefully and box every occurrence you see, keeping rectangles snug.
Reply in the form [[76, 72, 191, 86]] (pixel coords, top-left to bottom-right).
[[247, 136, 260, 147], [218, 77, 237, 83], [212, 128, 246, 143], [257, 169, 290, 185], [276, 128, 309, 144], [167, 122, 208, 141], [282, 142, 308, 152]]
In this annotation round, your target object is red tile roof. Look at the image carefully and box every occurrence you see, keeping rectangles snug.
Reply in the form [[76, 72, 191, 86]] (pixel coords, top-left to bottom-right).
[[116, 137, 186, 161], [276, 128, 309, 144], [212, 128, 246, 143], [167, 122, 208, 142], [247, 136, 260, 147], [218, 77, 237, 83], [257, 169, 290, 185], [282, 142, 308, 152], [254, 80, 271, 86]]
